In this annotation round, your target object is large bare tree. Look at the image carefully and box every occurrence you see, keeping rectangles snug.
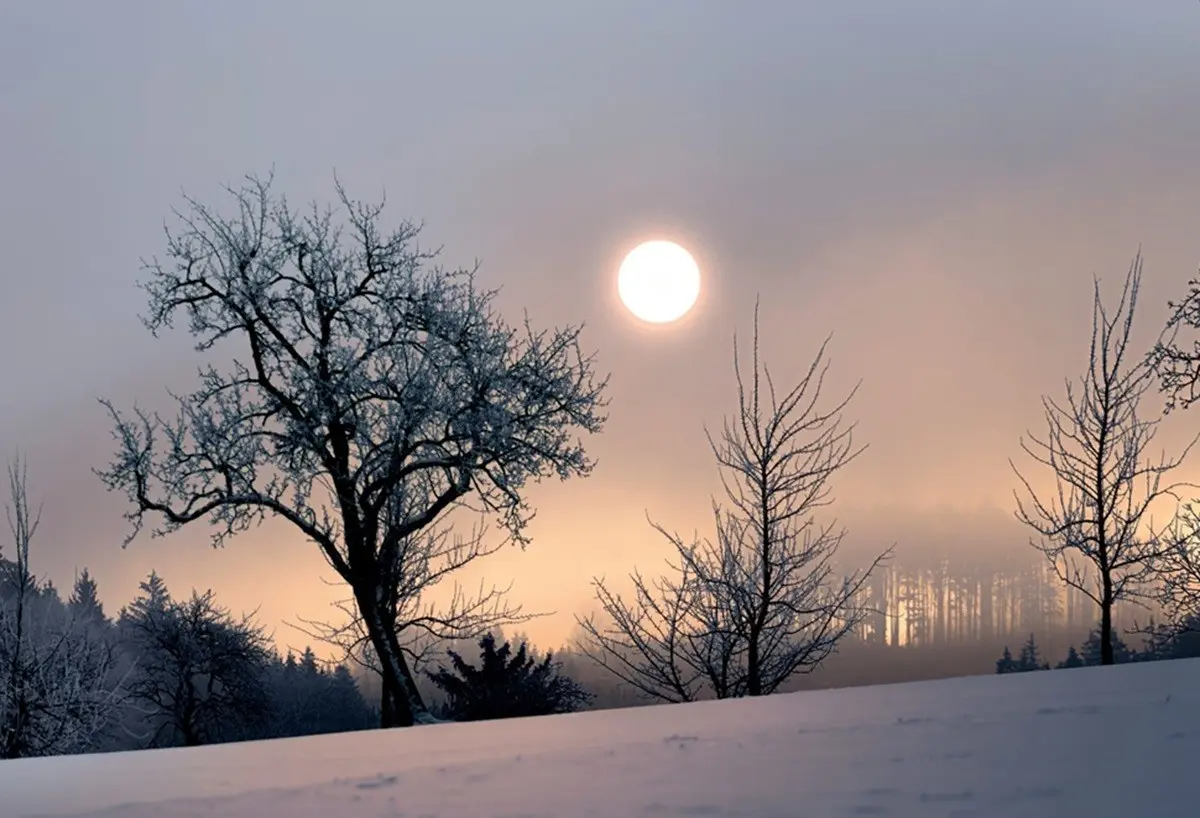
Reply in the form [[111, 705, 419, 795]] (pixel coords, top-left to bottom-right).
[[0, 457, 121, 758], [1012, 255, 1195, 665], [578, 305, 888, 701], [97, 174, 607, 727]]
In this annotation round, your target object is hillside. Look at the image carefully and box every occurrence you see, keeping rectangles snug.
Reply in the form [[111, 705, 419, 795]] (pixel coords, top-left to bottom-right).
[[3, 658, 1197, 818]]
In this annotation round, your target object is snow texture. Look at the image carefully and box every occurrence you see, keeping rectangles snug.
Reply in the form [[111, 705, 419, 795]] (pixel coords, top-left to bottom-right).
[[3, 657, 1197, 818]]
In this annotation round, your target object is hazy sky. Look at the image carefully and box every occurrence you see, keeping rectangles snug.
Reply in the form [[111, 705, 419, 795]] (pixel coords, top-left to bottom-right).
[[3, 1, 1200, 653]]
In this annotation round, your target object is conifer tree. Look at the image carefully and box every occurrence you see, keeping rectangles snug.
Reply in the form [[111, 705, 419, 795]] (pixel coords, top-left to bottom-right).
[[1017, 633, 1049, 671], [1057, 645, 1085, 669], [427, 633, 591, 721], [1080, 627, 1134, 666], [68, 569, 106, 627]]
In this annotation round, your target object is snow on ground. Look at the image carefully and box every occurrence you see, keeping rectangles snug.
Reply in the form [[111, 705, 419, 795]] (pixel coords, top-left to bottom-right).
[[3, 658, 1197, 818]]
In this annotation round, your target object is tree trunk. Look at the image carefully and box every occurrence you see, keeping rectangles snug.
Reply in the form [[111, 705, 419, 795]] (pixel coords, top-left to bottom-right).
[[356, 588, 429, 728], [379, 685, 397, 727], [746, 628, 761, 696], [1100, 574, 1115, 666]]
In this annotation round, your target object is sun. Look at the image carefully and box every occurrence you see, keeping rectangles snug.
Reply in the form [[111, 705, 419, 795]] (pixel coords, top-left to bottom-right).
[[617, 240, 701, 324]]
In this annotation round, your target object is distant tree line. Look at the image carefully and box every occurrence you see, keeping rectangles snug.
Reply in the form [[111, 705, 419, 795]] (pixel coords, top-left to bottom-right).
[[995, 615, 1200, 676], [849, 558, 1118, 649], [0, 466, 376, 758], [845, 523, 1182, 653], [1, 451, 596, 759], [0, 506, 591, 758]]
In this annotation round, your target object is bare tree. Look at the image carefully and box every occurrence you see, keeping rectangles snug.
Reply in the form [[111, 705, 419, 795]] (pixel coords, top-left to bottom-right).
[[0, 456, 122, 758], [579, 304, 889, 701], [97, 174, 607, 727], [118, 573, 273, 747], [575, 558, 715, 704], [1012, 255, 1195, 665]]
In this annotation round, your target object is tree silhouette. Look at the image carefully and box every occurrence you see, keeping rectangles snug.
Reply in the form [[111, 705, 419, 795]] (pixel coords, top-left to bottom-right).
[[68, 570, 106, 628], [99, 175, 609, 724], [426, 634, 590, 721], [1057, 645, 1085, 669], [1016, 633, 1049, 671], [1012, 256, 1194, 665], [97, 174, 607, 727], [1079, 626, 1134, 666], [580, 303, 889, 702], [263, 647, 374, 738]]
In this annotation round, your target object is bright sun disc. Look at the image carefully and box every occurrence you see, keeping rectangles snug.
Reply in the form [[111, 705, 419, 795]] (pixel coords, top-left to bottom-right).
[[617, 240, 701, 324]]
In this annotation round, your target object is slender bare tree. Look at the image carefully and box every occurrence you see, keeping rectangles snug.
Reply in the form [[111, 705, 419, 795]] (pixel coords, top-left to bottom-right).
[[579, 304, 889, 700], [0, 456, 122, 758], [1012, 254, 1195, 665], [97, 174, 607, 727]]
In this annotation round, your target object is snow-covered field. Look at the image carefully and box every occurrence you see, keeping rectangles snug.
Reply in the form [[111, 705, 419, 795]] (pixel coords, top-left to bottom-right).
[[3, 658, 1197, 818]]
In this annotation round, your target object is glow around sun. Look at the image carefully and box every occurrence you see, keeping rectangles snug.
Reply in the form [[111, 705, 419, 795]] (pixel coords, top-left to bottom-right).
[[617, 240, 701, 324]]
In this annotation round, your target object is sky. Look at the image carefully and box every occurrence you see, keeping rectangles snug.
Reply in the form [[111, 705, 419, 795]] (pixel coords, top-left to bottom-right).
[[2, 1, 1200, 654]]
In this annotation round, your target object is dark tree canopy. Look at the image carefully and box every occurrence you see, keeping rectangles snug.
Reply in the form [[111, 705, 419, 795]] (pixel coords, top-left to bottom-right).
[[1017, 633, 1049, 672], [995, 636, 1049, 674], [118, 574, 273, 747], [426, 633, 591, 721], [68, 569, 106, 627], [263, 648, 375, 738], [1078, 626, 1135, 666], [1057, 645, 1085, 669]]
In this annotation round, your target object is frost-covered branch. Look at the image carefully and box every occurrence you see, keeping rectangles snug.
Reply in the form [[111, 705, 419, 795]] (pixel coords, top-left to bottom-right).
[[0, 456, 123, 758]]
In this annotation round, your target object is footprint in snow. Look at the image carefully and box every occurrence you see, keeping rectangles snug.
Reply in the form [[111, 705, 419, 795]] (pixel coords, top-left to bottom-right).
[[1035, 704, 1102, 716], [354, 774, 399, 790]]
